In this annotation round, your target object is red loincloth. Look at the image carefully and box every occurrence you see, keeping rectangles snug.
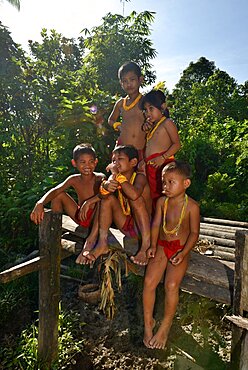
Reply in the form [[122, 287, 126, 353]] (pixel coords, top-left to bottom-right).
[[75, 206, 94, 228], [121, 215, 138, 238], [145, 151, 174, 209], [158, 239, 184, 260]]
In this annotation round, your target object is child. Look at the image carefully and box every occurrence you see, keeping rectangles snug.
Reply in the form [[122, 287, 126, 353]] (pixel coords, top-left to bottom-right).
[[140, 90, 181, 209], [108, 61, 146, 161], [83, 145, 152, 266], [30, 143, 105, 263], [143, 161, 200, 349]]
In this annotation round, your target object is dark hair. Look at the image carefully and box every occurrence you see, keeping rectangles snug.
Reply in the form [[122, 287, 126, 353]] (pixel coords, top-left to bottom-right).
[[140, 89, 170, 118], [112, 145, 139, 161], [162, 160, 192, 179], [73, 143, 96, 161], [118, 61, 142, 80]]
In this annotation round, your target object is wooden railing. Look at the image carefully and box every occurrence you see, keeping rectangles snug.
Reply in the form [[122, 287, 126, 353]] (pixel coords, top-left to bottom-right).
[[0, 209, 248, 369]]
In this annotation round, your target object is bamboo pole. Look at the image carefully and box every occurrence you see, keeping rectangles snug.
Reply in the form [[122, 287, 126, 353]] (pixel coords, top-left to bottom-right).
[[38, 210, 62, 368]]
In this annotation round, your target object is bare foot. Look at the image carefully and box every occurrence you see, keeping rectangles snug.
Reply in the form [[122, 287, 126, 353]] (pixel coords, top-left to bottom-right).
[[149, 323, 170, 349], [143, 318, 156, 348], [130, 250, 148, 265], [76, 239, 96, 265], [83, 243, 109, 265]]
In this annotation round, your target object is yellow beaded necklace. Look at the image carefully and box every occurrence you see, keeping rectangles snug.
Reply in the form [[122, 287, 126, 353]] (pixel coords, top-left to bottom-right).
[[146, 116, 166, 142], [123, 93, 142, 111], [118, 172, 136, 215], [163, 194, 188, 235]]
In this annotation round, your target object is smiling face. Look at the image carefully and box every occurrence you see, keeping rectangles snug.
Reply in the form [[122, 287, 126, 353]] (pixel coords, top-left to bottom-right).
[[120, 71, 142, 95], [143, 102, 164, 124], [162, 169, 190, 198], [72, 153, 98, 176], [111, 151, 137, 174]]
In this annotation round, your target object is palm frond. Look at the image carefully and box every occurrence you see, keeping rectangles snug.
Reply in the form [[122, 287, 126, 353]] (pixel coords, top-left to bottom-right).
[[99, 247, 138, 319]]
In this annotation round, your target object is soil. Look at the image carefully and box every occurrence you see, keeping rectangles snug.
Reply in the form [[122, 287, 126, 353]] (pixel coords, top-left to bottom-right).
[[61, 264, 232, 370]]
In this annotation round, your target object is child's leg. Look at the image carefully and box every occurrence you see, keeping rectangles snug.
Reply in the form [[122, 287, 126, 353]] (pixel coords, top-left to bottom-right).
[[130, 196, 150, 265], [143, 246, 167, 347], [76, 203, 99, 265], [149, 254, 189, 349], [84, 195, 126, 262], [51, 192, 78, 220]]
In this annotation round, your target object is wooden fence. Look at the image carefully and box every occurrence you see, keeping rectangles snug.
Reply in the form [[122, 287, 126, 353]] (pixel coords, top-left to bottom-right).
[[0, 209, 248, 369]]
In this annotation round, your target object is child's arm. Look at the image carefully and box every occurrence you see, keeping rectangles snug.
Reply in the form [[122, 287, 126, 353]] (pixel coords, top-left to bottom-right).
[[163, 119, 181, 159], [108, 99, 122, 130], [148, 119, 181, 168], [147, 197, 164, 258], [170, 201, 200, 265], [117, 173, 146, 201], [30, 176, 74, 224]]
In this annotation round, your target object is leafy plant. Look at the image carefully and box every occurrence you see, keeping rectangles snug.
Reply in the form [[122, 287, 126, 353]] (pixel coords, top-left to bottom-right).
[[0, 307, 85, 370]]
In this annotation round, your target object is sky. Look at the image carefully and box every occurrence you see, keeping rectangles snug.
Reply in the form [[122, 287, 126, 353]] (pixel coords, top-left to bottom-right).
[[0, 0, 248, 91]]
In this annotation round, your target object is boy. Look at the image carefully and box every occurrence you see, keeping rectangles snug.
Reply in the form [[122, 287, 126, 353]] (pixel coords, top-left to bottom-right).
[[140, 90, 181, 210], [30, 143, 105, 262], [143, 161, 200, 349], [108, 61, 146, 161], [83, 145, 152, 266]]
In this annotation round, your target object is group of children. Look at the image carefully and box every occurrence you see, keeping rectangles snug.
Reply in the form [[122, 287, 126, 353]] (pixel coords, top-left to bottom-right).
[[30, 61, 200, 350]]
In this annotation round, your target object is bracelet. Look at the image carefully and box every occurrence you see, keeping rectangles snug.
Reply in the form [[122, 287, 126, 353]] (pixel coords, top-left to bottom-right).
[[113, 121, 121, 131], [99, 181, 110, 195], [116, 173, 128, 184]]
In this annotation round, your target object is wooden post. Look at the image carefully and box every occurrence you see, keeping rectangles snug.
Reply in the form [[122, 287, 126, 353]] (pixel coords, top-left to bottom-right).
[[231, 230, 248, 369], [38, 210, 62, 369]]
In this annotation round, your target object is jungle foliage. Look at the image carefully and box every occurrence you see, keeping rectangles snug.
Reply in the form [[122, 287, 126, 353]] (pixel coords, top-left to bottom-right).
[[0, 10, 247, 367], [0, 12, 247, 260]]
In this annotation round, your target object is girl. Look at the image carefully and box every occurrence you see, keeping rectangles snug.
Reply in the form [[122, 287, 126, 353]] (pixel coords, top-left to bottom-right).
[[140, 90, 181, 210]]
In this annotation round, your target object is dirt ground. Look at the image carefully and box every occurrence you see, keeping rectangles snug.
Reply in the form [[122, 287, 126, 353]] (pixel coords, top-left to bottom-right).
[[61, 265, 232, 370]]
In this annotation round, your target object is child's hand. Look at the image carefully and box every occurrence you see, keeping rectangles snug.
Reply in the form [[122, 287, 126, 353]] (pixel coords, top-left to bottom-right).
[[30, 202, 44, 225], [148, 155, 165, 168], [79, 201, 90, 221], [106, 162, 118, 175], [142, 120, 154, 132], [105, 176, 119, 192], [170, 250, 184, 265], [146, 246, 156, 259]]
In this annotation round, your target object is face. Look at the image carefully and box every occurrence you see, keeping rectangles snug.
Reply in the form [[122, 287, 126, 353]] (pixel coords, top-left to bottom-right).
[[120, 71, 142, 95], [72, 154, 98, 176], [162, 170, 190, 198], [143, 102, 163, 124], [112, 151, 136, 174]]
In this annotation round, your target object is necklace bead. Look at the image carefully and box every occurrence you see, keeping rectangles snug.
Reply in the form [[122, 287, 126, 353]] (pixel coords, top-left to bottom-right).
[[163, 194, 188, 235]]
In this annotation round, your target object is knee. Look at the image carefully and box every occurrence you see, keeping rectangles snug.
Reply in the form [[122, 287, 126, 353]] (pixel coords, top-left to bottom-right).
[[101, 194, 116, 205], [164, 280, 180, 294], [51, 192, 64, 204], [144, 274, 157, 291]]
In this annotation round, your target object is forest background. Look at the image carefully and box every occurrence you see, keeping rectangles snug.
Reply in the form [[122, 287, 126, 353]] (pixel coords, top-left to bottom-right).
[[0, 8, 247, 367], [1, 10, 247, 259]]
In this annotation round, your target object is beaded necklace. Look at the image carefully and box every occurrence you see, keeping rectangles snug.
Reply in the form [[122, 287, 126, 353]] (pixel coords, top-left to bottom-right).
[[146, 116, 166, 142], [118, 172, 136, 215], [163, 194, 188, 235], [123, 93, 142, 111]]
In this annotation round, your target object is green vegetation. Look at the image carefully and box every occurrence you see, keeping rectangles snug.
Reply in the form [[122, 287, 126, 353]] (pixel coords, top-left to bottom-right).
[[0, 9, 247, 368], [0, 307, 85, 370]]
